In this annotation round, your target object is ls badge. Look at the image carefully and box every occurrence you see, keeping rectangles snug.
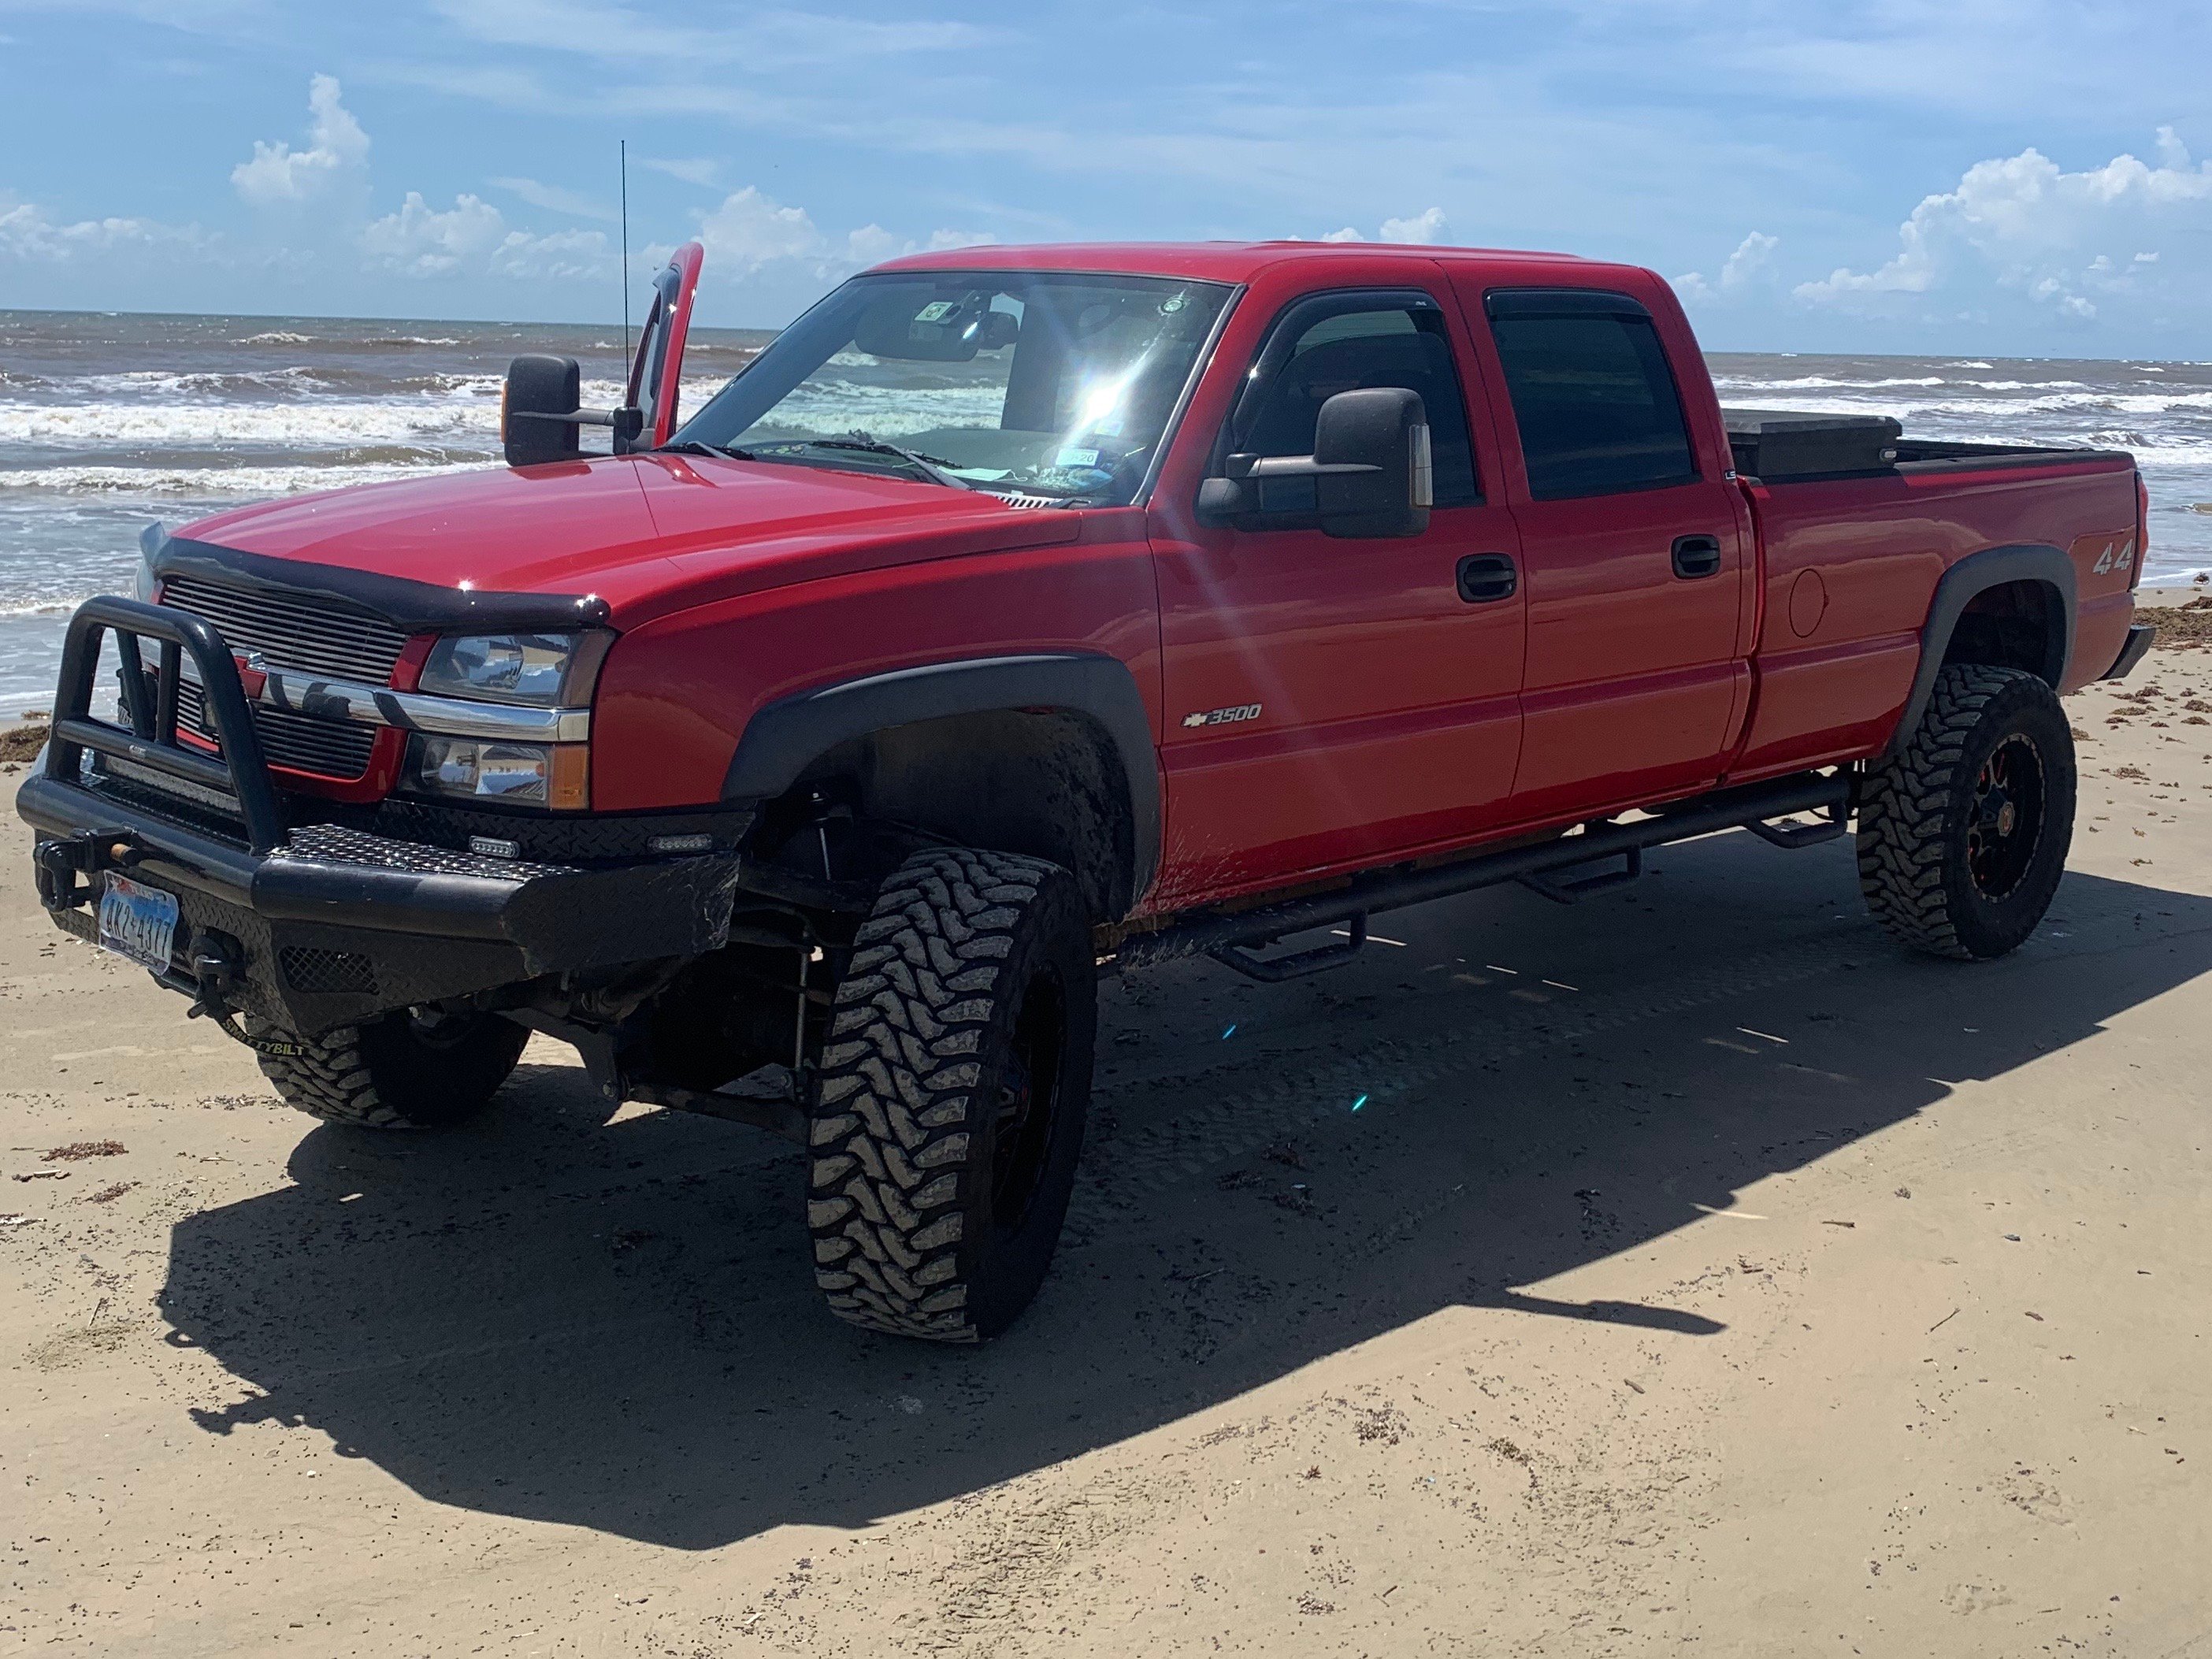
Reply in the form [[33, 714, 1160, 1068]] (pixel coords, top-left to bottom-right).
[[1182, 703, 1262, 729]]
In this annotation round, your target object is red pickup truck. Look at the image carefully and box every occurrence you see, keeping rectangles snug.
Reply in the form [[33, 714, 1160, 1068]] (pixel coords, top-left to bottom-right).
[[21, 239, 2151, 1342]]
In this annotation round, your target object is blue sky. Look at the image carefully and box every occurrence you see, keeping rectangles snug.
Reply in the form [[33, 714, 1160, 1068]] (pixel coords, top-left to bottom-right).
[[2, 0, 2209, 355]]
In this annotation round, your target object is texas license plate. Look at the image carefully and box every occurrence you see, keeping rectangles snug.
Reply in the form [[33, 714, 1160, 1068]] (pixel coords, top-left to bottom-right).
[[97, 872, 180, 973]]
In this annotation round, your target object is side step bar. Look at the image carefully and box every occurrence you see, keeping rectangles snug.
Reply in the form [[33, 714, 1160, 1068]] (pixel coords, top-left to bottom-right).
[[1118, 770, 1852, 981]]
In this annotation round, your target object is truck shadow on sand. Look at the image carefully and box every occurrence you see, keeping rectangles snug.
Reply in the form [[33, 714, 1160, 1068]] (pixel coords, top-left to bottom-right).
[[158, 838, 2212, 1550]]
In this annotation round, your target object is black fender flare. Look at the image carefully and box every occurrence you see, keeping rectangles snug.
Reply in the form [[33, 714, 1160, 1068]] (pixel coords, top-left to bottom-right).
[[722, 651, 1162, 909], [1882, 543, 2076, 758]]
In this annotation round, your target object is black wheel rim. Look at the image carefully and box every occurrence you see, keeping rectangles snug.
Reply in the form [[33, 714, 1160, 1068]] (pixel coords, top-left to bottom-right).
[[990, 967, 1065, 1234], [1965, 732, 2046, 901], [405, 1007, 482, 1051]]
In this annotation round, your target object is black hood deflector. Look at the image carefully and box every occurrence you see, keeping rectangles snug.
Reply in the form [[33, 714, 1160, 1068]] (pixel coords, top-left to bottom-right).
[[151, 536, 613, 636]]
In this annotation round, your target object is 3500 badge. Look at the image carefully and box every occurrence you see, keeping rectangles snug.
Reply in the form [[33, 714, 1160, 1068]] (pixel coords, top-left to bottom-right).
[[1181, 703, 1262, 729]]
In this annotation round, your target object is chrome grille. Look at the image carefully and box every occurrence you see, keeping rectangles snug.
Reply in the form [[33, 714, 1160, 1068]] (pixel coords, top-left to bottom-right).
[[176, 677, 379, 778], [161, 574, 410, 685]]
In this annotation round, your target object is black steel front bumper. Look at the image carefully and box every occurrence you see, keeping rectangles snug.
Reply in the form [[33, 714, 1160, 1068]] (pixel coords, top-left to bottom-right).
[[19, 595, 740, 1036]]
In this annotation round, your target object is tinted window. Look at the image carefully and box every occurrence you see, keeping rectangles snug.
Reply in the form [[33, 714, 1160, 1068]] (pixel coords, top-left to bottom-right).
[[1488, 302, 1697, 499], [1233, 302, 1480, 509]]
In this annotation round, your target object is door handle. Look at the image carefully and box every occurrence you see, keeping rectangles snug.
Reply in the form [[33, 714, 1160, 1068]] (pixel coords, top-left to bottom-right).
[[1457, 552, 1518, 603], [1672, 535, 1724, 579]]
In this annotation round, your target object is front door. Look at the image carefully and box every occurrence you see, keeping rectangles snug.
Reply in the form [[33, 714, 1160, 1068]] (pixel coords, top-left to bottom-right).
[[1453, 281, 1748, 822], [1148, 284, 1527, 904], [622, 241, 703, 451]]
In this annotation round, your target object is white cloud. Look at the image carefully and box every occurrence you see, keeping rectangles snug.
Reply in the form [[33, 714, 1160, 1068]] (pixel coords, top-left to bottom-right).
[[232, 73, 369, 206], [1796, 130, 2212, 321], [376, 61, 554, 112], [488, 176, 616, 223], [1310, 210, 1452, 245], [842, 223, 904, 267], [492, 226, 613, 281], [6, 68, 988, 308], [0, 194, 208, 261], [1676, 229, 1780, 302], [698, 186, 829, 275], [429, 0, 985, 70], [360, 191, 618, 283], [695, 186, 992, 280], [640, 156, 722, 188], [361, 191, 505, 277], [1380, 207, 1450, 244]]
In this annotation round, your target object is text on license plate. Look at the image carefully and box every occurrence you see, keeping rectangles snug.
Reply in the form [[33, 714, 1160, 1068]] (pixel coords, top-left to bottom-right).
[[98, 872, 180, 973]]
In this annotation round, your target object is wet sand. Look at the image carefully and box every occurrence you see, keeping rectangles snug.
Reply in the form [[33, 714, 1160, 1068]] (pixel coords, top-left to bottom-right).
[[4, 635, 2209, 1657]]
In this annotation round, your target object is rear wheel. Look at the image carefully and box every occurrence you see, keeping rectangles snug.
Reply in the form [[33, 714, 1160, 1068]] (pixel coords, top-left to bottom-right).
[[251, 1008, 529, 1129], [1857, 662, 2076, 960], [805, 846, 1095, 1342]]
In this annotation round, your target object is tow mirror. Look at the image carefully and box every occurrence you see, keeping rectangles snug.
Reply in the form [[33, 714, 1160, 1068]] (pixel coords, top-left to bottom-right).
[[502, 354, 582, 468], [1197, 387, 1433, 538], [502, 353, 646, 468]]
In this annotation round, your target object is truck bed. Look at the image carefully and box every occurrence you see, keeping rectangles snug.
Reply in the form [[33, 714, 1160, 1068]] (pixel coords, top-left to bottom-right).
[[1731, 437, 2142, 781]]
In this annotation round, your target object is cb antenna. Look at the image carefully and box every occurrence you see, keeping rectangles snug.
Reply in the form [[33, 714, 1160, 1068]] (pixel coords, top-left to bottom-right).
[[619, 139, 632, 369]]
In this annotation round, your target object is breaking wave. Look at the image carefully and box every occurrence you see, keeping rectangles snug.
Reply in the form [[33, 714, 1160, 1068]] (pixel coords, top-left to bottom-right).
[[0, 460, 484, 495]]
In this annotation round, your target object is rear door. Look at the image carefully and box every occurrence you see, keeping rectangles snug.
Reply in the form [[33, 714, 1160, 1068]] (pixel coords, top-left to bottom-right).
[[1450, 281, 1747, 821], [1148, 281, 1526, 900]]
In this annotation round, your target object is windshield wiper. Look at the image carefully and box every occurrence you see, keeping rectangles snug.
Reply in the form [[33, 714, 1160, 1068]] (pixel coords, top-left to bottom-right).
[[657, 440, 756, 461], [750, 432, 977, 490]]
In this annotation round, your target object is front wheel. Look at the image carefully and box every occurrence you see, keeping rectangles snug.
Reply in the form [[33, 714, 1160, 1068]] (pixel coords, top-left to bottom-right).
[[1857, 662, 2076, 960], [806, 846, 1095, 1342], [250, 1008, 529, 1128]]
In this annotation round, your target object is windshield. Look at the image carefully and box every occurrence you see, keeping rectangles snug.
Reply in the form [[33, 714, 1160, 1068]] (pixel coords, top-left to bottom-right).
[[670, 271, 1234, 505]]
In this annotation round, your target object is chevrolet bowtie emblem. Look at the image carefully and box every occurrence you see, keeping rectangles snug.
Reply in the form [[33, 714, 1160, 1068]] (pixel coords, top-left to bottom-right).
[[232, 651, 269, 698]]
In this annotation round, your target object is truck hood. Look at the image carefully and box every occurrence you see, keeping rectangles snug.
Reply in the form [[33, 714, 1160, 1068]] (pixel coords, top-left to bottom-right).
[[179, 454, 1081, 628]]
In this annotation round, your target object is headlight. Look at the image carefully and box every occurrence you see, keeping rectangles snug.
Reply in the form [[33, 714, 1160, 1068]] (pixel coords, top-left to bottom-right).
[[134, 519, 165, 602], [418, 633, 585, 706], [408, 736, 589, 809]]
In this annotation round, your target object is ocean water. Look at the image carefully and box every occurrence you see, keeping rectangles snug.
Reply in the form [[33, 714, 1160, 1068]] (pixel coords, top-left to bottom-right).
[[2, 310, 2207, 707]]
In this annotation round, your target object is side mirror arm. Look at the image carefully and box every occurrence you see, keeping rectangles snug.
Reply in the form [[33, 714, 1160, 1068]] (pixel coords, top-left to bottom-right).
[[506, 404, 648, 454], [1196, 451, 1386, 525]]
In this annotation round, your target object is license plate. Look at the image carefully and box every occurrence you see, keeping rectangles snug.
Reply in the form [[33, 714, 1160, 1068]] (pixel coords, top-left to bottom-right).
[[98, 872, 180, 974]]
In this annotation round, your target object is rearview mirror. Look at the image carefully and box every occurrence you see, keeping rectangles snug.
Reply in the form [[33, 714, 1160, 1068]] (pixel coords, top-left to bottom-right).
[[1197, 387, 1433, 538], [502, 354, 581, 467], [852, 293, 1007, 362]]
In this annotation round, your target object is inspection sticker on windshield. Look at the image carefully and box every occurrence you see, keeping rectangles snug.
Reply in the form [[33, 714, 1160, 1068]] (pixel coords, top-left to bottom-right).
[[1054, 447, 1100, 469], [98, 872, 179, 974]]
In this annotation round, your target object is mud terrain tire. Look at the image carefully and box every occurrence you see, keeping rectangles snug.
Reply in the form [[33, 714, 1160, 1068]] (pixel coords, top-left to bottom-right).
[[251, 1008, 530, 1129], [806, 846, 1095, 1342], [1858, 662, 2076, 960]]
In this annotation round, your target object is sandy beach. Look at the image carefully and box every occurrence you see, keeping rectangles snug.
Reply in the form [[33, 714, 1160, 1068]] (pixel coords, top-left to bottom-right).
[[3, 611, 2208, 1657]]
